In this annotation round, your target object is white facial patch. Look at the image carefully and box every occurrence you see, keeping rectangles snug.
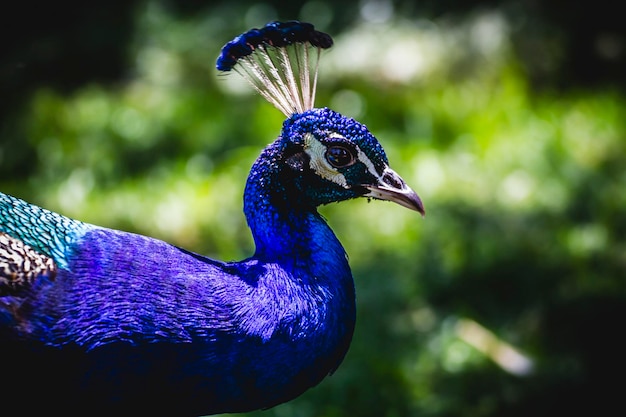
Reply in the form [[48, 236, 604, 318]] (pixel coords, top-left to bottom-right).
[[356, 146, 380, 179], [304, 133, 348, 187], [302, 132, 384, 188]]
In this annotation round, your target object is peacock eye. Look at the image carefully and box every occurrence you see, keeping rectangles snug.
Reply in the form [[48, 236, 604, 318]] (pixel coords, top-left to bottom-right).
[[325, 145, 355, 168]]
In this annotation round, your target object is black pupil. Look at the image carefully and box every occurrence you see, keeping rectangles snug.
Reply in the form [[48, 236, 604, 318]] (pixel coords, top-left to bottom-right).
[[326, 146, 353, 167]]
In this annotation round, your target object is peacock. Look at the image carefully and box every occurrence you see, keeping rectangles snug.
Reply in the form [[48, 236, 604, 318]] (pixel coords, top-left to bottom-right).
[[0, 21, 424, 416]]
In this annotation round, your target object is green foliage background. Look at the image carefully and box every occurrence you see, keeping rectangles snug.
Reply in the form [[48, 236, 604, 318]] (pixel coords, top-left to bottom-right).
[[1, 1, 624, 416]]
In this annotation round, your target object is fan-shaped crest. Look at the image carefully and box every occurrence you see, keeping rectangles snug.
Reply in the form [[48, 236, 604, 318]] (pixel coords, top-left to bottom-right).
[[216, 21, 333, 116]]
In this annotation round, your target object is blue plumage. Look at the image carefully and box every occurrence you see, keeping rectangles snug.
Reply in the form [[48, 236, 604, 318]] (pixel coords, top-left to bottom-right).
[[0, 23, 424, 416]]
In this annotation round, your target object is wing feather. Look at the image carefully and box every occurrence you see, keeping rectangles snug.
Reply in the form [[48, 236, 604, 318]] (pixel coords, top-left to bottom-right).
[[0, 232, 57, 295]]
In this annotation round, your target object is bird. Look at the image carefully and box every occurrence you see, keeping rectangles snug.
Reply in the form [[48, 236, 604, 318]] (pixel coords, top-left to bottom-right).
[[0, 21, 424, 416]]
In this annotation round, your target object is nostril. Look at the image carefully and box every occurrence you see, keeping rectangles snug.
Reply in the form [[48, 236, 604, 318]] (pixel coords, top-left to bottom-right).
[[382, 171, 402, 188]]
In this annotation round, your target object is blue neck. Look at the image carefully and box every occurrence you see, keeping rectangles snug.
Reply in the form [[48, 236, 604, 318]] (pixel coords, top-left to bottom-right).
[[241, 139, 356, 362], [243, 140, 348, 276]]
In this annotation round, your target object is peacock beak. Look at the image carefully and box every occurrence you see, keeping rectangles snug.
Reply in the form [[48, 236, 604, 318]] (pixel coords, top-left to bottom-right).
[[363, 167, 425, 216]]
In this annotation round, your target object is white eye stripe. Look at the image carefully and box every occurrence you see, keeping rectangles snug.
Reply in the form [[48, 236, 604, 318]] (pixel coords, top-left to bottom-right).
[[327, 132, 346, 140], [356, 147, 379, 179]]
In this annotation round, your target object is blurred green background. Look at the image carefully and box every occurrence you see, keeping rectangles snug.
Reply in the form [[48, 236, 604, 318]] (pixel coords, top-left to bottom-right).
[[1, 1, 624, 416]]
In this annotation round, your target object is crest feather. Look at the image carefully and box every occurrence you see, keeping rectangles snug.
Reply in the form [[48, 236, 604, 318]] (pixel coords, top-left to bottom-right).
[[217, 21, 333, 116]]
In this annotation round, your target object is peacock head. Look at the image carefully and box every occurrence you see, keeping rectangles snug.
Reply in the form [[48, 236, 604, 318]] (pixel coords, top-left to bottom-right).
[[277, 107, 424, 213], [218, 21, 424, 215]]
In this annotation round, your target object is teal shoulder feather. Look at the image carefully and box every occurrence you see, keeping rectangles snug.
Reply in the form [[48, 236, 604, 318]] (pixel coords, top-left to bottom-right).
[[0, 192, 92, 269]]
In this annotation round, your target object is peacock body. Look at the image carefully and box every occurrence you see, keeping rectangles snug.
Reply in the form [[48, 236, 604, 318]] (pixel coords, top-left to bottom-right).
[[0, 22, 424, 416]]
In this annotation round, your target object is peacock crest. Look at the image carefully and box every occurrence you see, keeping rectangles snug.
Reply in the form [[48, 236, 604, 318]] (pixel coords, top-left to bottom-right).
[[216, 21, 333, 116]]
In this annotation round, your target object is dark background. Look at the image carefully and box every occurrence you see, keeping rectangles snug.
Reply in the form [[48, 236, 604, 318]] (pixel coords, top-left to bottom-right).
[[1, 1, 624, 416]]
